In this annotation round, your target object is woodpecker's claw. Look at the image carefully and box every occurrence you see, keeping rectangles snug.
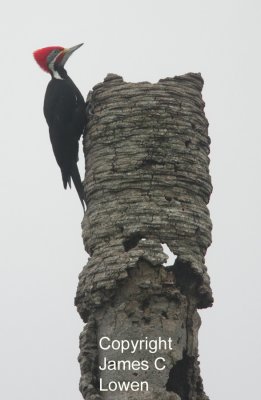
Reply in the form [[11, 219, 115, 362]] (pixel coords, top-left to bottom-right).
[[86, 101, 94, 116]]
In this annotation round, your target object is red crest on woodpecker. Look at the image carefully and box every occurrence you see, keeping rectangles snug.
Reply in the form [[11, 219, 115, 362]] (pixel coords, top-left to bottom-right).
[[33, 46, 64, 73]]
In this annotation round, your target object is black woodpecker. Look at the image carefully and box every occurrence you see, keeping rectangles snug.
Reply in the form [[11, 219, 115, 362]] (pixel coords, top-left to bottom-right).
[[33, 44, 86, 210]]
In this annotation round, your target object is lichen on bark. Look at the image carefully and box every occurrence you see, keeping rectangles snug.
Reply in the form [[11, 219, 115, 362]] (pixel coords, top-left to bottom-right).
[[75, 73, 213, 399]]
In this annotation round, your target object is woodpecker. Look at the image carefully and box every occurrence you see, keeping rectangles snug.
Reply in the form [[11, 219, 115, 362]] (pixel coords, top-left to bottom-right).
[[33, 43, 86, 210]]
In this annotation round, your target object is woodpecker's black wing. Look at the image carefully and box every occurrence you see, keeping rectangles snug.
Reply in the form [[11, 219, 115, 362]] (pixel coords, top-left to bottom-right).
[[43, 76, 86, 208]]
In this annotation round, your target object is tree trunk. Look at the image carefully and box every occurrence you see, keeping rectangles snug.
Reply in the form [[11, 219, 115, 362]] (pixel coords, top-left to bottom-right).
[[75, 73, 213, 400]]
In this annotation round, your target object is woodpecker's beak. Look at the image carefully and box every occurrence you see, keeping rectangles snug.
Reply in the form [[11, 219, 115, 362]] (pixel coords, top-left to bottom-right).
[[60, 43, 83, 67]]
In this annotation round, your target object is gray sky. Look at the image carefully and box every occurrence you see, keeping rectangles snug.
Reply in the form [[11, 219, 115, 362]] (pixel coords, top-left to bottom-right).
[[1, 0, 260, 399]]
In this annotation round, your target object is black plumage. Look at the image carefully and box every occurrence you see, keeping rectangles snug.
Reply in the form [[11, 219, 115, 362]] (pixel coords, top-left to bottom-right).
[[43, 64, 86, 210]]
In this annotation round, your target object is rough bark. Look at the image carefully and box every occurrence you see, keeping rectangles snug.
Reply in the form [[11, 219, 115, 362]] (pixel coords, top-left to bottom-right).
[[75, 73, 213, 400]]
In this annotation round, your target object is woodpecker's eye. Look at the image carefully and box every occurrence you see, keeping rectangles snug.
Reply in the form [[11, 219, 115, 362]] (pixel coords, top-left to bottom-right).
[[47, 49, 61, 65], [51, 49, 60, 58]]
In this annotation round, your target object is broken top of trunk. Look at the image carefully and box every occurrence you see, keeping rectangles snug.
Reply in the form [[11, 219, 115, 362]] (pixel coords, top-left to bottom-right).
[[76, 72, 213, 321]]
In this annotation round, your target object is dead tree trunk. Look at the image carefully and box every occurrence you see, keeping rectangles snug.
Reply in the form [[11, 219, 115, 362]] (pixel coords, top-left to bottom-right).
[[75, 73, 213, 400]]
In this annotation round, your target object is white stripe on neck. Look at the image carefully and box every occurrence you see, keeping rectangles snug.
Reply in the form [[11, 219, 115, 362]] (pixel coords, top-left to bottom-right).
[[52, 70, 63, 80], [48, 61, 63, 80]]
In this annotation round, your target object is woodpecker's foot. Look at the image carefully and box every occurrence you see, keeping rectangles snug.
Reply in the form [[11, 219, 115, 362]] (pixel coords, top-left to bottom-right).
[[86, 101, 94, 116]]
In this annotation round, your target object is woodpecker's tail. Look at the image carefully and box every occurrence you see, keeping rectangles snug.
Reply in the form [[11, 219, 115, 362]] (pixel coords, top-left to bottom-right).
[[71, 163, 87, 211]]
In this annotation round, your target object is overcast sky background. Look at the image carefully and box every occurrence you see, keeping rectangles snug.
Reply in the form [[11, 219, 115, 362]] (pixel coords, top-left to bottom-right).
[[0, 0, 260, 399]]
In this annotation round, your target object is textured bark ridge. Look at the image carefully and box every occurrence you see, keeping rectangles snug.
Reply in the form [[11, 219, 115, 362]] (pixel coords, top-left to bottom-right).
[[75, 73, 213, 400]]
